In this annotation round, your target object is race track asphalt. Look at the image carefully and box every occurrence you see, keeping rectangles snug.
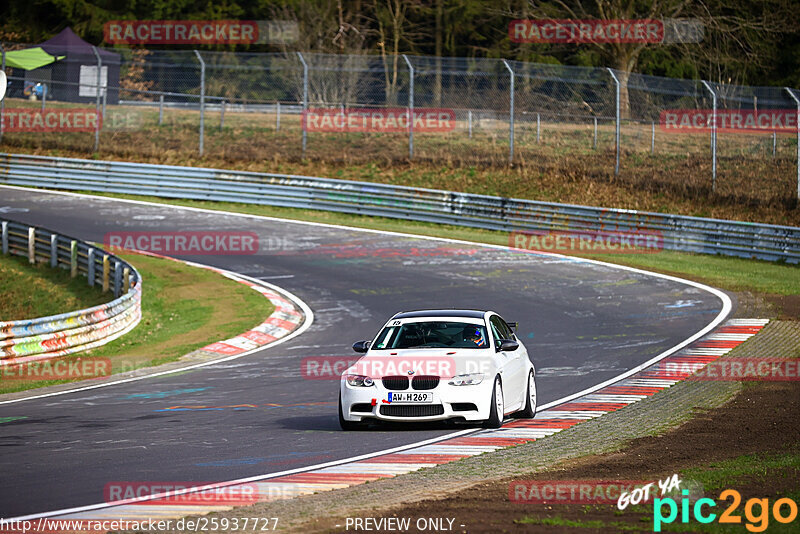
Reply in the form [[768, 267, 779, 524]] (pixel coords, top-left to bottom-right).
[[0, 187, 729, 517]]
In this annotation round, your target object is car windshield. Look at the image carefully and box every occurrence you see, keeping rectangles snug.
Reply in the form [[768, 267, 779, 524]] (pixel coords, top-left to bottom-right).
[[372, 321, 489, 349]]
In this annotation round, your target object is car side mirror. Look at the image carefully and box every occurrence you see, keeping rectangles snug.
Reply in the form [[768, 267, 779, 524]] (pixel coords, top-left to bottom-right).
[[352, 340, 371, 353], [497, 339, 519, 352]]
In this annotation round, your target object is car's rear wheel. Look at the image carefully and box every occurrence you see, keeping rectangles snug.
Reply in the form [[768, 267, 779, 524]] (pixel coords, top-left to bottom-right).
[[484, 376, 504, 428], [338, 394, 365, 431], [515, 370, 537, 418]]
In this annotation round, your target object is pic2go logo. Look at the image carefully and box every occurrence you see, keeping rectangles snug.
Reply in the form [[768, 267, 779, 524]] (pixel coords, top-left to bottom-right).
[[653, 489, 798, 532]]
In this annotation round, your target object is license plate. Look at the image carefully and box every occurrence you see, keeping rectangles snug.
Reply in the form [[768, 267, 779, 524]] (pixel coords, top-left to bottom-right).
[[389, 392, 432, 403]]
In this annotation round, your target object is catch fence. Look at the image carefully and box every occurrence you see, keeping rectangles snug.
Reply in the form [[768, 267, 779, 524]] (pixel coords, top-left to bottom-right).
[[1, 45, 799, 202]]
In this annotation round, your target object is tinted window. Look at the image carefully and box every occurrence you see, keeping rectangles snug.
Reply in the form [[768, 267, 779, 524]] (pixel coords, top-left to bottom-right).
[[489, 321, 503, 345], [490, 315, 513, 340], [373, 321, 490, 349]]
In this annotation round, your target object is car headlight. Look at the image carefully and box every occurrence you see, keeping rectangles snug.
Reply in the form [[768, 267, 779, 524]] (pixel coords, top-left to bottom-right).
[[346, 374, 374, 387], [448, 373, 484, 386]]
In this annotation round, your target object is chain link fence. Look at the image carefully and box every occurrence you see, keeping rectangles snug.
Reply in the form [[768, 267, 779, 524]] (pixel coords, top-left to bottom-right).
[[1, 44, 798, 205]]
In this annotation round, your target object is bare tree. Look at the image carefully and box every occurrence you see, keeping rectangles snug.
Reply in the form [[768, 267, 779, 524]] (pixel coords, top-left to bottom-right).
[[373, 0, 412, 104], [516, 0, 795, 116], [270, 0, 369, 106], [519, 0, 693, 118], [675, 0, 795, 88], [271, 0, 366, 54]]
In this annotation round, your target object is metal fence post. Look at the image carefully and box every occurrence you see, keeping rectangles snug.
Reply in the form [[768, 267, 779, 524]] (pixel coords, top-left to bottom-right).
[[1, 222, 8, 254], [158, 94, 164, 125], [87, 248, 95, 286], [651, 121, 655, 153], [220, 99, 225, 131], [297, 52, 308, 157], [536, 113, 540, 143], [50, 234, 58, 267], [114, 260, 122, 297], [785, 87, 800, 200], [502, 60, 514, 163], [402, 55, 414, 159], [276, 101, 281, 131], [102, 254, 110, 292], [701, 80, 717, 192], [41, 85, 46, 112], [92, 47, 102, 152], [468, 110, 472, 138], [27, 227, 35, 264], [607, 68, 621, 175], [593, 117, 598, 150], [70, 240, 78, 277], [194, 50, 205, 156]]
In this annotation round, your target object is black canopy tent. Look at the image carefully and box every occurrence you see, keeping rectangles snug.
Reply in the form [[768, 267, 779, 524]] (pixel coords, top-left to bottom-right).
[[35, 27, 121, 104]]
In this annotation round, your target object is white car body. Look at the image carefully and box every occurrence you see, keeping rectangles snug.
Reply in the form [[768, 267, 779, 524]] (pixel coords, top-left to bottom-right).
[[339, 310, 536, 428]]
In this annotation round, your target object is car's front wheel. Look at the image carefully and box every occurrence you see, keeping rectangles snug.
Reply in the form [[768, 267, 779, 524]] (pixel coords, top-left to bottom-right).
[[484, 376, 504, 428], [515, 370, 537, 418], [338, 394, 365, 431]]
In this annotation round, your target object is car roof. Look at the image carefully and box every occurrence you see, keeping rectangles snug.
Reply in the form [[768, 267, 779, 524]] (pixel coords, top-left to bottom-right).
[[392, 309, 488, 320]]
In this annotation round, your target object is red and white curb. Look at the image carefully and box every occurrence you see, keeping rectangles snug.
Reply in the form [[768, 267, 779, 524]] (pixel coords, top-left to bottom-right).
[[188, 264, 304, 357], [40, 318, 767, 527], [107, 251, 306, 358]]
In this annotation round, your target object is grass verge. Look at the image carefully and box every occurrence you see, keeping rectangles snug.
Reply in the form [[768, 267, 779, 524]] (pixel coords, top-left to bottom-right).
[[0, 251, 274, 395], [0, 253, 109, 321]]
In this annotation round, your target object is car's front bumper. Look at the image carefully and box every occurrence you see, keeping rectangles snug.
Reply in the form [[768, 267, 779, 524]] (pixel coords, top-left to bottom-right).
[[340, 378, 494, 423]]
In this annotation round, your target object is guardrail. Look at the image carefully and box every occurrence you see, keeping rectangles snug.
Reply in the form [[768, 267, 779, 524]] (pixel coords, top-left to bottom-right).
[[1, 152, 798, 264], [0, 218, 141, 361]]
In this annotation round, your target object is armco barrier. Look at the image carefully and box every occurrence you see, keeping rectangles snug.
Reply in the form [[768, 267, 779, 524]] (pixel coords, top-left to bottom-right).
[[1, 152, 799, 263], [0, 218, 141, 361]]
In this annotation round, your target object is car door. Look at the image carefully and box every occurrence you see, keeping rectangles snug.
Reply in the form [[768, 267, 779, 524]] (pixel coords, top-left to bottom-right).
[[490, 315, 526, 410]]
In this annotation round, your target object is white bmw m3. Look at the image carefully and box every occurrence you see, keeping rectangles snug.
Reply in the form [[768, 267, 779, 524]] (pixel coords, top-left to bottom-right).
[[339, 309, 537, 430]]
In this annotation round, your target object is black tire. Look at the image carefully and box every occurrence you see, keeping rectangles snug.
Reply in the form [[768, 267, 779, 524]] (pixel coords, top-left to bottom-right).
[[338, 394, 365, 431], [515, 370, 537, 418], [484, 376, 504, 428]]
